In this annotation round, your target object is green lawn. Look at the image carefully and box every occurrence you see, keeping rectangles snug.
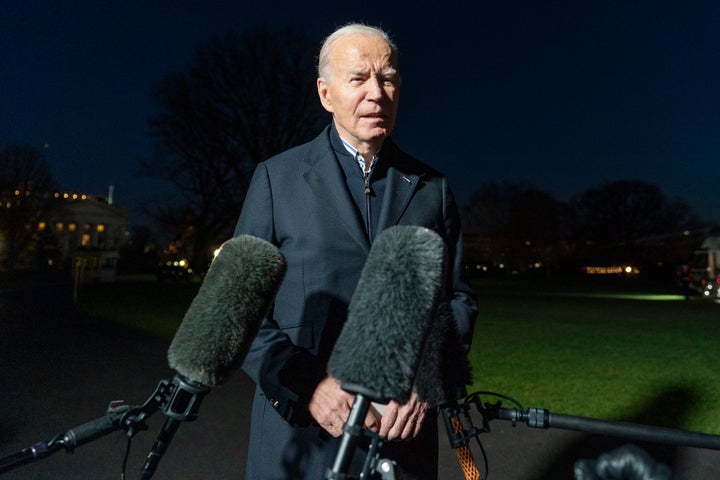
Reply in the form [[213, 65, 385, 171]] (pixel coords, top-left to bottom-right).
[[469, 277, 720, 435], [76, 274, 201, 339], [77, 274, 720, 435]]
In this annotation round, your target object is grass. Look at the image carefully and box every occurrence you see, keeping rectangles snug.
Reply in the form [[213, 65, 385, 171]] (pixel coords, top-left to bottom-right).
[[76, 274, 720, 435], [76, 274, 201, 339], [469, 277, 720, 435]]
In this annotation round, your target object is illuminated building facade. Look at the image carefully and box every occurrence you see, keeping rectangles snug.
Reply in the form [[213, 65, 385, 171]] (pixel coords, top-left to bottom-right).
[[47, 192, 128, 283]]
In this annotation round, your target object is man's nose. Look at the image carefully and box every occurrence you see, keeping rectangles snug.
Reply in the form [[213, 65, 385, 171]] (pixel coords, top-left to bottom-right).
[[365, 76, 384, 100]]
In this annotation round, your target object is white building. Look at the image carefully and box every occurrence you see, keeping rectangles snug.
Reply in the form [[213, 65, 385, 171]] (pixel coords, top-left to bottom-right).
[[697, 235, 720, 280], [45, 192, 128, 283]]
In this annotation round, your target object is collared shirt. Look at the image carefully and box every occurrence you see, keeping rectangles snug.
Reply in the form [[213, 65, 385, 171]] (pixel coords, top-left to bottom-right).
[[330, 126, 388, 243], [338, 136, 378, 174]]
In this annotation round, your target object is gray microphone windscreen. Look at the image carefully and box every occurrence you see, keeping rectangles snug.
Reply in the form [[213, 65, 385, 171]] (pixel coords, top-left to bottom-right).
[[167, 235, 286, 387], [413, 300, 473, 406], [328, 225, 446, 404]]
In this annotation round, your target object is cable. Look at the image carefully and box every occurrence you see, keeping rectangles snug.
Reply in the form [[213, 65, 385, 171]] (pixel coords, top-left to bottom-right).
[[120, 435, 132, 480]]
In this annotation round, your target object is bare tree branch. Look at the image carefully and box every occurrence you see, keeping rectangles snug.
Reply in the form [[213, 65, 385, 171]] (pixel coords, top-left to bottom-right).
[[141, 26, 327, 267]]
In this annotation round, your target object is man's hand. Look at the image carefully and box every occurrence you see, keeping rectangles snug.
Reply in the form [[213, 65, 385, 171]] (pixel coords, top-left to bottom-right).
[[308, 376, 381, 437], [378, 392, 428, 441]]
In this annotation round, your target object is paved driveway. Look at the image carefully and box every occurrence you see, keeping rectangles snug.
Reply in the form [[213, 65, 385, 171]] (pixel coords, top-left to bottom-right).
[[1, 283, 717, 479]]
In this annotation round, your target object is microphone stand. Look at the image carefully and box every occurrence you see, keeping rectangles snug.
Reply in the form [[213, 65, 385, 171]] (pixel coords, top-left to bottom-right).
[[328, 393, 372, 477], [443, 391, 720, 452], [0, 401, 134, 474], [489, 405, 720, 451], [0, 400, 151, 475], [0, 374, 208, 477], [326, 386, 400, 480]]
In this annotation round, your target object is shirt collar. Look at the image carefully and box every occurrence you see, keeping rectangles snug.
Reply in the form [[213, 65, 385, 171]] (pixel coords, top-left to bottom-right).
[[338, 135, 378, 173]]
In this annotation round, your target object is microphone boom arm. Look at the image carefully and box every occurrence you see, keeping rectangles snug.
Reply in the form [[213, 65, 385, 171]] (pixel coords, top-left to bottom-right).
[[462, 392, 720, 451], [0, 401, 129, 474], [0, 374, 206, 476]]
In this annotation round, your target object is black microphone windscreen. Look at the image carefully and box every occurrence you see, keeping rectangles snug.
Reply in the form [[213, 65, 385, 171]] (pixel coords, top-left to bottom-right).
[[167, 235, 286, 387], [413, 300, 473, 407], [328, 225, 446, 404]]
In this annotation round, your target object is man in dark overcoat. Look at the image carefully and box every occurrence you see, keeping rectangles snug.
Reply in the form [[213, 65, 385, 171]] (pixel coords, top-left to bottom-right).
[[234, 23, 478, 479]]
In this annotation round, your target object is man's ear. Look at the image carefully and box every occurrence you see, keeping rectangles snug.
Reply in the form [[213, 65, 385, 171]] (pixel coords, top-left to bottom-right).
[[317, 77, 334, 113]]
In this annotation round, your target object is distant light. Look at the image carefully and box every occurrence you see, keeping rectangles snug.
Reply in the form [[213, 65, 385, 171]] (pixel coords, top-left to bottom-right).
[[213, 247, 222, 259], [584, 265, 640, 275], [683, 230, 690, 236]]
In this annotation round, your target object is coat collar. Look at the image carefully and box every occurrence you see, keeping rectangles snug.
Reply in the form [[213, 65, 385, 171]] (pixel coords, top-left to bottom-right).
[[302, 126, 422, 250]]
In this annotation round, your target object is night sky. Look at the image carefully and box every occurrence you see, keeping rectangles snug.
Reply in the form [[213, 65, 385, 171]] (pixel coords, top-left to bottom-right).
[[3, 1, 720, 228]]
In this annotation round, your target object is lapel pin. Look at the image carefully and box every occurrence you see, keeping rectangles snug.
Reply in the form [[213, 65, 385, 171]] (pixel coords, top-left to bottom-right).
[[402, 176, 412, 184]]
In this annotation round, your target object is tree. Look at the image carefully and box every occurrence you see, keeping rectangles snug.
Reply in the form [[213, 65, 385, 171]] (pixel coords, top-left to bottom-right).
[[568, 180, 700, 265], [142, 26, 327, 269], [117, 225, 158, 274], [461, 182, 566, 274], [0, 144, 58, 271]]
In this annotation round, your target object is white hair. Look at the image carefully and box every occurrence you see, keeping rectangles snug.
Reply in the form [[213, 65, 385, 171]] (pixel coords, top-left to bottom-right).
[[317, 23, 399, 82]]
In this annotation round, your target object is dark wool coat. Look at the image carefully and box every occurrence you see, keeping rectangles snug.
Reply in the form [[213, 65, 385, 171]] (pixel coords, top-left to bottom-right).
[[234, 125, 477, 479]]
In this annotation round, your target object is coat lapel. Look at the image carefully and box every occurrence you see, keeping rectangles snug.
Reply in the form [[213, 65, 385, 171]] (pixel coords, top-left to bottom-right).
[[302, 130, 370, 252], [377, 166, 420, 232], [376, 139, 422, 232]]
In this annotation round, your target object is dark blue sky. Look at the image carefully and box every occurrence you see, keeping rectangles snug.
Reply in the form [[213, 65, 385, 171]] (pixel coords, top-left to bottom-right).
[[3, 1, 720, 226]]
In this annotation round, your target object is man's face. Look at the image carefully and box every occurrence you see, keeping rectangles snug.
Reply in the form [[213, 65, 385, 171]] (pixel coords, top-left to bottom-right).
[[317, 34, 400, 153]]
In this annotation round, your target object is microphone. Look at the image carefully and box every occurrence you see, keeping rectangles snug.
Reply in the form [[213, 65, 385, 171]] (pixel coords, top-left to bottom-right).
[[414, 300, 473, 407], [141, 234, 286, 479], [326, 225, 446, 477], [414, 294, 477, 480]]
